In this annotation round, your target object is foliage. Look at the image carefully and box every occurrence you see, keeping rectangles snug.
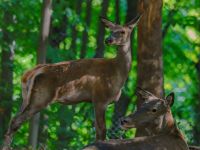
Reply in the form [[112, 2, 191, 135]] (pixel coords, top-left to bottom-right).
[[0, 0, 199, 149]]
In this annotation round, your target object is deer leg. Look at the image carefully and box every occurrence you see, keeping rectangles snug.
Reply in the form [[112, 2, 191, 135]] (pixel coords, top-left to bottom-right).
[[3, 106, 43, 148], [94, 102, 107, 141], [3, 111, 27, 148]]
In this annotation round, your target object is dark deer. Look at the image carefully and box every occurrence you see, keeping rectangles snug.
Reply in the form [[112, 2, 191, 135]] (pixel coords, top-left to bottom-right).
[[2, 14, 142, 149], [83, 88, 189, 150]]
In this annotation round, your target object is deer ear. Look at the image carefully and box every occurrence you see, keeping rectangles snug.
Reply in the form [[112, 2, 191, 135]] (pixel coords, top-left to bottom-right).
[[165, 92, 174, 107], [125, 13, 143, 29], [100, 16, 116, 29], [136, 87, 155, 100]]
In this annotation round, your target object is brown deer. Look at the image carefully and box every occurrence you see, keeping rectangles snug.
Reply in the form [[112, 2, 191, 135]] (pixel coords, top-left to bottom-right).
[[83, 88, 189, 150], [2, 14, 142, 149]]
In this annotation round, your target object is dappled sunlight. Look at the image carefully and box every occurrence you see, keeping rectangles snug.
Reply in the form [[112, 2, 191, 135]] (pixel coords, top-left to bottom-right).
[[0, 0, 199, 149]]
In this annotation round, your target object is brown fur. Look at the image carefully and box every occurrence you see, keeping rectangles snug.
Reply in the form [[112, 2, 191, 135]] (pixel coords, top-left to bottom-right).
[[83, 88, 189, 150], [2, 15, 142, 149]]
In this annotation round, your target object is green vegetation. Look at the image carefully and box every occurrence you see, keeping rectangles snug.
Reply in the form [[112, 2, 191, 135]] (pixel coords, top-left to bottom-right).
[[0, 0, 199, 149]]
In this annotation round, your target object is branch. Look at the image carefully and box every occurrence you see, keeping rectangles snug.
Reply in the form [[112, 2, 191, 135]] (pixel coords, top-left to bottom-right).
[[162, 8, 177, 39]]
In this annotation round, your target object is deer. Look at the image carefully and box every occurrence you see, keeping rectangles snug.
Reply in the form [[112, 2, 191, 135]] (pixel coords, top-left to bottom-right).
[[83, 88, 189, 150], [2, 14, 142, 149]]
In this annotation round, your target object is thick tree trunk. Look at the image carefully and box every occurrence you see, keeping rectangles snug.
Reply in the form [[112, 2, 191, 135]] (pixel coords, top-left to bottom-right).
[[94, 0, 109, 58], [0, 9, 14, 141], [28, 0, 52, 149], [109, 0, 138, 139], [136, 0, 164, 136], [80, 0, 92, 58]]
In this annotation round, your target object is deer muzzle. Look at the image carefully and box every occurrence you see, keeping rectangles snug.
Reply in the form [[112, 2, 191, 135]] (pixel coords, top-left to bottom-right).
[[120, 117, 136, 130], [105, 37, 114, 45]]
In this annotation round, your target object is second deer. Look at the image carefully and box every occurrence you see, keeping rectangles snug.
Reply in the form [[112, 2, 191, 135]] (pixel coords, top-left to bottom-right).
[[2, 14, 142, 149], [83, 88, 189, 150]]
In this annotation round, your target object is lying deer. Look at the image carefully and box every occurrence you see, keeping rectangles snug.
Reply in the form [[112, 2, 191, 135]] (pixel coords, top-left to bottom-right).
[[2, 14, 142, 149], [83, 88, 189, 150]]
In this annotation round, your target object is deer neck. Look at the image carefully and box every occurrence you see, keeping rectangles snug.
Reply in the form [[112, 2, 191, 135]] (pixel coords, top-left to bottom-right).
[[161, 112, 188, 146], [161, 111, 174, 132], [161, 111, 183, 137], [143, 111, 174, 136], [145, 111, 184, 138], [115, 40, 132, 76]]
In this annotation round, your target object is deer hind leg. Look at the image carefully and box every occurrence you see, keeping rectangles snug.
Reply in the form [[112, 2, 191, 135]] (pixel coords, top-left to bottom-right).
[[3, 105, 41, 148], [3, 110, 29, 147], [3, 85, 54, 148]]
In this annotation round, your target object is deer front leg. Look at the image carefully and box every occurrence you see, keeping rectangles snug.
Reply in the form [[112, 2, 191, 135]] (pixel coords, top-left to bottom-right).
[[94, 102, 107, 141]]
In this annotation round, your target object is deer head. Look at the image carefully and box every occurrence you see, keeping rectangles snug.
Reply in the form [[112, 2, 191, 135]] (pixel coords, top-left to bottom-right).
[[120, 88, 174, 129], [100, 14, 142, 46]]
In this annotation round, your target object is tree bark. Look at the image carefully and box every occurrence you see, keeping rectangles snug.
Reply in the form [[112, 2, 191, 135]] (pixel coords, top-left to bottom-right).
[[49, 17, 67, 49], [28, 0, 52, 149], [193, 59, 200, 145], [94, 0, 109, 58], [136, 0, 164, 136], [80, 0, 92, 58], [70, 0, 82, 57], [0, 9, 14, 141], [115, 0, 120, 24], [109, 0, 138, 139], [38, 1, 69, 146], [47, 1, 74, 147]]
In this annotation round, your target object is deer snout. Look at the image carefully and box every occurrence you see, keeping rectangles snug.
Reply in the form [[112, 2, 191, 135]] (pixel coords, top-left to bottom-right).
[[105, 37, 113, 45], [120, 118, 129, 126], [120, 117, 136, 130]]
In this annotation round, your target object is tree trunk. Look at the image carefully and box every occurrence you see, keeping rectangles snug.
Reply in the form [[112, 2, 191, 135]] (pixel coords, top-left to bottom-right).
[[28, 0, 52, 149], [0, 9, 14, 141], [193, 59, 200, 145], [47, 1, 74, 147], [48, 0, 75, 50], [80, 0, 92, 58], [109, 0, 138, 139], [115, 0, 120, 24], [70, 0, 82, 57], [38, 1, 69, 145], [49, 17, 67, 49], [136, 0, 164, 136], [94, 0, 109, 58]]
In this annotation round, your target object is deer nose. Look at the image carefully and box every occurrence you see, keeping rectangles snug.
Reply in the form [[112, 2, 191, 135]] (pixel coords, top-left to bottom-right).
[[105, 37, 113, 44], [120, 118, 129, 126]]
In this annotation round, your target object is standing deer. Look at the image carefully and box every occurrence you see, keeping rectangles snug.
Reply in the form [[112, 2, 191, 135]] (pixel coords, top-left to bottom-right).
[[2, 14, 142, 149], [83, 88, 189, 150]]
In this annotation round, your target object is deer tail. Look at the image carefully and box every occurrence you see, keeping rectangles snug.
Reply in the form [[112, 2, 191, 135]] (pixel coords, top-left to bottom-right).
[[20, 67, 44, 113]]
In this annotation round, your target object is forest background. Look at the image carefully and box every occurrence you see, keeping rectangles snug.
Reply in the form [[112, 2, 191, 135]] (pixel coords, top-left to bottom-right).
[[0, 0, 200, 149]]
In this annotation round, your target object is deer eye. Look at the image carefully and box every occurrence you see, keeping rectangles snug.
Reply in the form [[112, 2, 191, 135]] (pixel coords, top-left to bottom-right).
[[120, 31, 125, 34], [152, 109, 157, 113]]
